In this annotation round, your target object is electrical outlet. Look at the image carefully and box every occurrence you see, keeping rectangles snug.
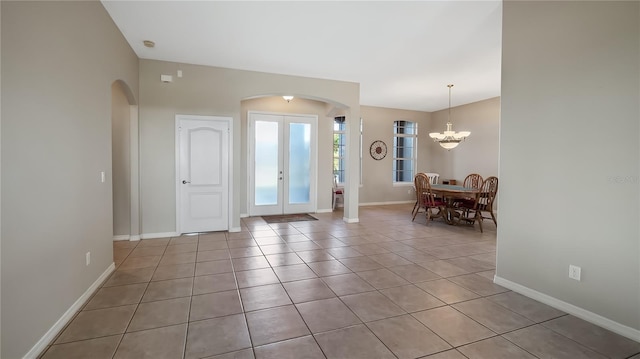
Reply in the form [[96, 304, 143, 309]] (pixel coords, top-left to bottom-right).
[[569, 264, 581, 281], [86, 252, 91, 266]]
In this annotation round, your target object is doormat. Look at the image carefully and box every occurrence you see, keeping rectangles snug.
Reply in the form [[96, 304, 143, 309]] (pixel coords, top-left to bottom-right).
[[262, 213, 318, 223]]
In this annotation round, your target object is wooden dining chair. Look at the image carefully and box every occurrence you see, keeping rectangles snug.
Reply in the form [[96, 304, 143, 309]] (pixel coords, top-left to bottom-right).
[[454, 173, 484, 207], [412, 173, 445, 224], [477, 176, 498, 226], [457, 176, 498, 232]]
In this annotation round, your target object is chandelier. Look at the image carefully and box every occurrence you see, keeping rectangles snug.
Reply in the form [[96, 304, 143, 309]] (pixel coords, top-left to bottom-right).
[[429, 84, 470, 150]]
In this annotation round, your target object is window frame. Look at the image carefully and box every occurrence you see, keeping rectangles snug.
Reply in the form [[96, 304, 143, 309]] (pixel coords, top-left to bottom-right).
[[392, 120, 418, 185]]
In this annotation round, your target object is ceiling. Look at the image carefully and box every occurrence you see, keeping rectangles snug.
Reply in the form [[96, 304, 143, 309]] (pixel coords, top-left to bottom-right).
[[101, 1, 502, 112]]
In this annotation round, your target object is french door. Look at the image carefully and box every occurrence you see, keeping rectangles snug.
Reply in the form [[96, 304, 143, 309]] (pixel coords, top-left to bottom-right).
[[249, 112, 317, 216]]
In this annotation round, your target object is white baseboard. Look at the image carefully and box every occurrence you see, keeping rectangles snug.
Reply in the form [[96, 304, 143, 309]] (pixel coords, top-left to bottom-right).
[[129, 235, 140, 241], [493, 275, 640, 342], [240, 213, 249, 218], [25, 263, 116, 359], [316, 209, 334, 213], [343, 216, 360, 223], [112, 235, 130, 241], [229, 226, 241, 233], [140, 232, 179, 239]]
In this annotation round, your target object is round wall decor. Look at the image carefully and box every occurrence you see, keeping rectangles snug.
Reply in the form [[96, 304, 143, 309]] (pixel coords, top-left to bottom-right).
[[369, 140, 387, 160]]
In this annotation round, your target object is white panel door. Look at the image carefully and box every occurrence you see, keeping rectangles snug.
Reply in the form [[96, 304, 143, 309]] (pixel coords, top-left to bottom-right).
[[177, 116, 230, 233], [249, 112, 316, 216]]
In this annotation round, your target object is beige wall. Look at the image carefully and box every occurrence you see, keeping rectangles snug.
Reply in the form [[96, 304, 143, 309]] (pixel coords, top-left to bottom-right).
[[138, 60, 360, 233], [0, 1, 139, 357], [427, 97, 500, 185], [498, 1, 639, 335], [359, 106, 431, 204], [112, 82, 131, 236]]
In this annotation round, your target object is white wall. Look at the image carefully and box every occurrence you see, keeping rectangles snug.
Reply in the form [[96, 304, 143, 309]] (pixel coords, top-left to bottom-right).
[[498, 1, 639, 337], [1, 2, 139, 357]]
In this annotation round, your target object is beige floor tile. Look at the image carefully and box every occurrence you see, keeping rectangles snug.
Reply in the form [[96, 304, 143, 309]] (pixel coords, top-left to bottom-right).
[[447, 274, 508, 296], [503, 324, 607, 359], [204, 348, 255, 359], [169, 236, 199, 245], [542, 315, 640, 358], [295, 249, 335, 263], [307, 260, 352, 276], [226, 239, 258, 249], [193, 272, 237, 295], [314, 324, 395, 359], [137, 238, 170, 247], [240, 283, 292, 312], [259, 243, 293, 255], [321, 273, 376, 296], [254, 335, 324, 359], [349, 244, 390, 255], [286, 241, 322, 251], [164, 243, 198, 254], [356, 268, 410, 289], [152, 263, 195, 281], [395, 250, 439, 263], [190, 290, 243, 321], [128, 297, 190, 332], [421, 349, 468, 358], [103, 267, 155, 287], [197, 249, 231, 262], [142, 277, 193, 302], [228, 247, 263, 259], [418, 260, 471, 277], [195, 259, 234, 276], [458, 336, 536, 359], [367, 315, 451, 359], [246, 305, 310, 346], [254, 237, 285, 246], [487, 291, 565, 322], [339, 256, 385, 271], [325, 247, 363, 259], [55, 305, 136, 344], [341, 291, 406, 322], [185, 314, 251, 359], [296, 297, 361, 333], [412, 306, 495, 347], [85, 283, 146, 310], [416, 279, 480, 304], [159, 252, 197, 266], [265, 253, 304, 266], [388, 264, 441, 283], [114, 324, 187, 359], [273, 264, 318, 282], [199, 240, 230, 251], [119, 255, 161, 270], [231, 256, 270, 271], [129, 246, 167, 258], [368, 253, 413, 267], [282, 278, 336, 304], [379, 284, 446, 313], [42, 335, 121, 359], [235, 268, 280, 288], [452, 298, 533, 334], [445, 257, 495, 273]]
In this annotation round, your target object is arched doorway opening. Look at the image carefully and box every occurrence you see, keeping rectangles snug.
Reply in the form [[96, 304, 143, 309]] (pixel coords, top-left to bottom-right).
[[111, 80, 139, 241]]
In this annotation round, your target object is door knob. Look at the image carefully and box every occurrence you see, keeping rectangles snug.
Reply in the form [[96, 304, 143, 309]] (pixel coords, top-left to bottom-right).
[[182, 180, 190, 184]]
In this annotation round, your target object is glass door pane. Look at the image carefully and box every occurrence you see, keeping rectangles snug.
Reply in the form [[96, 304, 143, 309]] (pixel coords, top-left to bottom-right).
[[254, 120, 279, 206], [288, 122, 311, 204]]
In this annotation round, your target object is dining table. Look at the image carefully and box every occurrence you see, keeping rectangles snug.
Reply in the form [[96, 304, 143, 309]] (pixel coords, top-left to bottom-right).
[[429, 184, 480, 224]]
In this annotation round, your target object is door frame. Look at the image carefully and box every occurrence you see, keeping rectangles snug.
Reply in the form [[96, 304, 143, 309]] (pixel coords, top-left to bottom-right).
[[175, 114, 233, 234], [247, 111, 318, 216]]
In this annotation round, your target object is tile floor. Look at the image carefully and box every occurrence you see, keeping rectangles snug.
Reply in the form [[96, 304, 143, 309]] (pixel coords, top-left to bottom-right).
[[41, 204, 640, 359]]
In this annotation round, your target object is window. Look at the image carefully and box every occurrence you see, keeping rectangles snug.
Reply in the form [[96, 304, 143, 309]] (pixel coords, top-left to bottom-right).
[[333, 116, 346, 183], [393, 120, 417, 183]]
